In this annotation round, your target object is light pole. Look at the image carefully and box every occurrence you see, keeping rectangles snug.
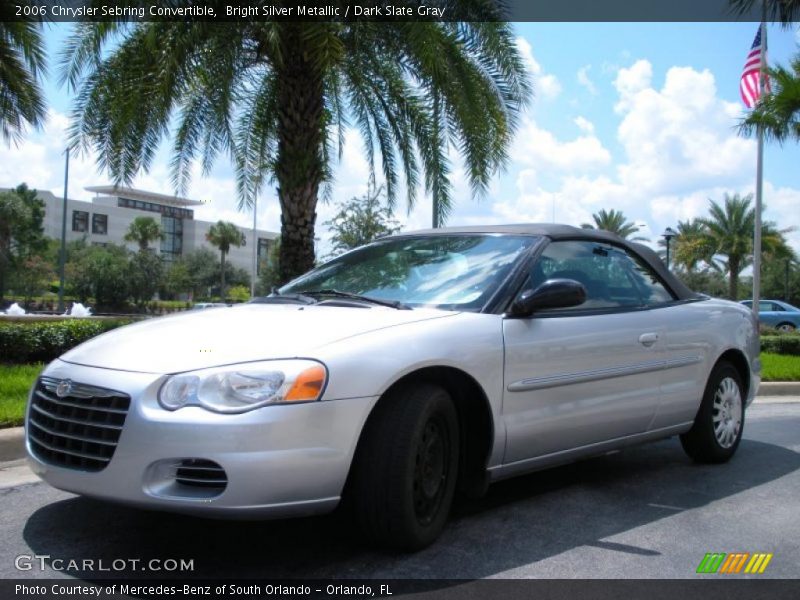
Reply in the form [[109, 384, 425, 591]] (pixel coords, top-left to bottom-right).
[[662, 227, 677, 270], [57, 148, 70, 313]]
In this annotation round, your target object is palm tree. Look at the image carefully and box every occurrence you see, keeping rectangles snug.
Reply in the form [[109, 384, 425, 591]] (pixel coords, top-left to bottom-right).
[[698, 193, 792, 300], [206, 221, 245, 300], [124, 217, 164, 252], [730, 0, 800, 23], [60, 12, 530, 283], [658, 219, 716, 273], [739, 52, 800, 143], [0, 15, 46, 143], [581, 209, 648, 241]]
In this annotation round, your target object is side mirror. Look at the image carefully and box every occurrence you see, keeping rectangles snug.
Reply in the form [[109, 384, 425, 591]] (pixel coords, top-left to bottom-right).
[[509, 279, 587, 318]]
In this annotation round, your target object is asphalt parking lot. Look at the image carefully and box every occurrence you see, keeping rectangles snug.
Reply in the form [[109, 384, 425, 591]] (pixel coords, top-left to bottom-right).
[[0, 401, 798, 580]]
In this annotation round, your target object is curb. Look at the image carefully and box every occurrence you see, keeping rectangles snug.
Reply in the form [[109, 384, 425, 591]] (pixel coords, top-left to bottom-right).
[[758, 382, 800, 396], [0, 383, 798, 464], [0, 427, 24, 463]]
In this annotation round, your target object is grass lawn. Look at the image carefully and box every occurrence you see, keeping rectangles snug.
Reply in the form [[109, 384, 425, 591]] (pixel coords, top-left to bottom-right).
[[0, 363, 42, 427], [761, 353, 800, 382]]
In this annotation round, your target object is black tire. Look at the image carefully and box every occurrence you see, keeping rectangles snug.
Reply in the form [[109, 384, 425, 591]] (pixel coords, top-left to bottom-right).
[[776, 322, 796, 333], [680, 362, 745, 463], [351, 382, 459, 551]]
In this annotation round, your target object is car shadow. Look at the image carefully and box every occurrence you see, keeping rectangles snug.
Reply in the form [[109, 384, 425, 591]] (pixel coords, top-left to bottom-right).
[[22, 435, 800, 580]]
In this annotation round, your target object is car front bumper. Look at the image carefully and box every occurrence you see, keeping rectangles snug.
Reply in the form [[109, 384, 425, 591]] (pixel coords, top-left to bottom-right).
[[25, 359, 377, 518]]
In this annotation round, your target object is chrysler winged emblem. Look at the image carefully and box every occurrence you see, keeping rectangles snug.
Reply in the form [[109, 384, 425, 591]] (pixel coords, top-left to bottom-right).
[[55, 379, 73, 398]]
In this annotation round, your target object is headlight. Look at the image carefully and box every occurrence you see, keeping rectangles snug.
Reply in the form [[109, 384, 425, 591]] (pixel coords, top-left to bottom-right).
[[158, 360, 328, 414]]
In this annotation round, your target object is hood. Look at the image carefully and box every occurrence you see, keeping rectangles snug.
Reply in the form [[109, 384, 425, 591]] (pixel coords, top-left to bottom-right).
[[60, 304, 455, 374]]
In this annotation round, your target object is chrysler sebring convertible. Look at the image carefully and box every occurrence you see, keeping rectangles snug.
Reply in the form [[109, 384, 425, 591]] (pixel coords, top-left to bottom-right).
[[26, 225, 759, 550]]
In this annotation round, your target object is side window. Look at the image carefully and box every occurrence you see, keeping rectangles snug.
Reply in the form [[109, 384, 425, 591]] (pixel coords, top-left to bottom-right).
[[71, 210, 88, 232], [758, 301, 779, 312], [528, 240, 675, 311]]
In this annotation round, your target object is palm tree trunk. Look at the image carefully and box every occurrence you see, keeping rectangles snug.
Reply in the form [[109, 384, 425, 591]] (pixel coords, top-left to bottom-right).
[[220, 250, 226, 301], [728, 257, 740, 300], [274, 25, 325, 284]]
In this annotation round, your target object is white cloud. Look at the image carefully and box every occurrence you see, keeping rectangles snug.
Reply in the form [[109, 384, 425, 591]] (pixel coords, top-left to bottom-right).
[[577, 65, 598, 95], [573, 116, 595, 134], [516, 37, 562, 101], [613, 59, 653, 112], [510, 117, 610, 173], [484, 58, 800, 255]]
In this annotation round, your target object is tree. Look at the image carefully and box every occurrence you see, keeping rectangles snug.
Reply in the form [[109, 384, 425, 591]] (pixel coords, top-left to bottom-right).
[[161, 260, 192, 300], [12, 254, 54, 309], [66, 240, 130, 309], [128, 251, 164, 309], [324, 186, 402, 257], [206, 221, 245, 300], [63, 240, 95, 303], [762, 255, 800, 303], [61, 13, 530, 282], [698, 193, 792, 300], [124, 216, 163, 252], [227, 285, 250, 303], [581, 209, 648, 241], [0, 184, 45, 300], [658, 219, 716, 273], [65, 242, 130, 309], [676, 269, 729, 299], [730, 0, 800, 24], [0, 16, 46, 143], [181, 248, 219, 299], [89, 246, 131, 309]]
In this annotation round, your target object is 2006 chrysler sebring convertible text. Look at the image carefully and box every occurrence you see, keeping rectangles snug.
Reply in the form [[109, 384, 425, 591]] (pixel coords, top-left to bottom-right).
[[25, 225, 759, 550]]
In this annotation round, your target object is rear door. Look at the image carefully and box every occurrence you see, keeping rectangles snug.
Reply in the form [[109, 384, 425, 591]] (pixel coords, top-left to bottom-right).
[[502, 239, 678, 463]]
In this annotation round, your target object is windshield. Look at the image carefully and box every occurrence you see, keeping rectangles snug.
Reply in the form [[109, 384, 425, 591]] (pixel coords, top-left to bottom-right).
[[280, 234, 537, 311]]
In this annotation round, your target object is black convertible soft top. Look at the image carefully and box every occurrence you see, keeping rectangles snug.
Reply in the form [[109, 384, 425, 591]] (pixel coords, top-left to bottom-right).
[[390, 223, 700, 302]]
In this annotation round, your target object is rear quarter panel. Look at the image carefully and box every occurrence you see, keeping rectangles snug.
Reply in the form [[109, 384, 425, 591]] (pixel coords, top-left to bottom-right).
[[652, 298, 759, 430]]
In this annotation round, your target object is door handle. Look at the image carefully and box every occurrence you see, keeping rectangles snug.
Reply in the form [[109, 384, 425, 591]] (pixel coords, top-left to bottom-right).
[[639, 332, 659, 347]]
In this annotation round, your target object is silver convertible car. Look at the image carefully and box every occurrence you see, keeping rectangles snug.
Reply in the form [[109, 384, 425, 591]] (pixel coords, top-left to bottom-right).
[[26, 225, 759, 550]]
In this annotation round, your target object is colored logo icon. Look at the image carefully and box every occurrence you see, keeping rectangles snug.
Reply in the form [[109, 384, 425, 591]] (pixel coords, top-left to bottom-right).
[[696, 552, 773, 574]]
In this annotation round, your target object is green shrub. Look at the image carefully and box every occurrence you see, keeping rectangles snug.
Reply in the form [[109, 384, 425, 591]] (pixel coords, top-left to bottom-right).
[[0, 319, 133, 364], [761, 335, 800, 356]]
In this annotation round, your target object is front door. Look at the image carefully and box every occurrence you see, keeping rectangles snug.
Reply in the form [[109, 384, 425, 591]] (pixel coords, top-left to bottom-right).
[[502, 239, 678, 464]]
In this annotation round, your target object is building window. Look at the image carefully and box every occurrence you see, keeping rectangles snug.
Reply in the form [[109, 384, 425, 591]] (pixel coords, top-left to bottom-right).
[[117, 197, 193, 220], [160, 215, 183, 262], [92, 213, 108, 235], [72, 210, 88, 232], [257, 238, 273, 275]]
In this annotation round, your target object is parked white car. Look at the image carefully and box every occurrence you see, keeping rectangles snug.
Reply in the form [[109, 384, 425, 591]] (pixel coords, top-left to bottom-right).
[[26, 225, 759, 550]]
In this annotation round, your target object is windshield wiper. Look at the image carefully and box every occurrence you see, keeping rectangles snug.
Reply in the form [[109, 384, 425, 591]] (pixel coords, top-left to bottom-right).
[[299, 289, 412, 310], [250, 292, 318, 305]]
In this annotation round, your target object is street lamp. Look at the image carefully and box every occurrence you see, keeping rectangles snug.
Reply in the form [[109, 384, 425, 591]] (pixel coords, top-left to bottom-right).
[[662, 227, 677, 270]]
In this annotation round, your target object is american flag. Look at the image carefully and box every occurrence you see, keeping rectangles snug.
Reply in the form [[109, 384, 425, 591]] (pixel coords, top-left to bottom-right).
[[740, 27, 769, 109]]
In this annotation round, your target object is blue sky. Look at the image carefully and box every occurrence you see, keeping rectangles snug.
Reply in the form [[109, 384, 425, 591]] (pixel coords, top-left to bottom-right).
[[2, 21, 799, 255]]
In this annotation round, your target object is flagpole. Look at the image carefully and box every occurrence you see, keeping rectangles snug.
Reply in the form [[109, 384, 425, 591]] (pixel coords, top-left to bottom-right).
[[251, 187, 258, 298], [752, 10, 766, 320]]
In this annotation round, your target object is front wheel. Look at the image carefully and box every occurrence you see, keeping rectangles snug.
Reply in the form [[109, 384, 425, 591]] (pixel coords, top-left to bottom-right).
[[350, 383, 459, 551], [680, 362, 745, 463], [776, 322, 796, 333]]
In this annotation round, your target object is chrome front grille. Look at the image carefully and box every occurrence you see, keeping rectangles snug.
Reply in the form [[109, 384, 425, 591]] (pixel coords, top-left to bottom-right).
[[27, 377, 131, 472], [175, 459, 228, 491]]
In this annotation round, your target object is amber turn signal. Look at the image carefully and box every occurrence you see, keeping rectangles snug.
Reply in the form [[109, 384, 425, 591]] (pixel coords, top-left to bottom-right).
[[284, 365, 327, 402]]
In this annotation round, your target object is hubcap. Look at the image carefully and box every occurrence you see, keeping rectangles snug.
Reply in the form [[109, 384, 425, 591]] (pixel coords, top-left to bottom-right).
[[712, 377, 742, 449], [413, 417, 449, 525]]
